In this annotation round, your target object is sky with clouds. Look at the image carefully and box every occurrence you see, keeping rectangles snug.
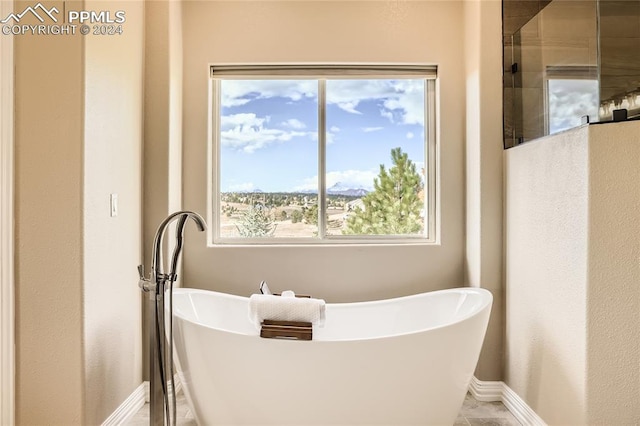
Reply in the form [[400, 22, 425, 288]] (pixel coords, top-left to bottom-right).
[[548, 79, 599, 134], [219, 79, 426, 193]]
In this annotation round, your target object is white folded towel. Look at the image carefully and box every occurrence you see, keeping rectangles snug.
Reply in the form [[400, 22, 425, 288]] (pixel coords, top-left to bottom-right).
[[248, 291, 326, 329]]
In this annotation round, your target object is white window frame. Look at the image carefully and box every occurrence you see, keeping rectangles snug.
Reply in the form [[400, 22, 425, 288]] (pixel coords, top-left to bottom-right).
[[208, 64, 438, 245]]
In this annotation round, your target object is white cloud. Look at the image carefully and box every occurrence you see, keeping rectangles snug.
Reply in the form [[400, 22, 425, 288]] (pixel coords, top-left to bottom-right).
[[382, 80, 425, 125], [282, 118, 306, 129], [380, 109, 394, 122], [228, 182, 255, 192], [326, 126, 340, 144], [335, 100, 362, 115], [362, 126, 384, 133], [325, 79, 425, 126], [221, 79, 425, 132], [221, 80, 317, 108], [548, 80, 599, 134], [293, 177, 318, 192], [326, 132, 336, 144], [310, 129, 338, 144], [406, 131, 414, 139], [221, 113, 308, 153], [293, 169, 378, 192], [326, 80, 393, 115], [326, 170, 377, 189], [221, 113, 268, 129]]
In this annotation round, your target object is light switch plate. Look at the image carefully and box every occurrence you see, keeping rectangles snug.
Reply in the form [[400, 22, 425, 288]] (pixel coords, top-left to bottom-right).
[[110, 193, 118, 217]]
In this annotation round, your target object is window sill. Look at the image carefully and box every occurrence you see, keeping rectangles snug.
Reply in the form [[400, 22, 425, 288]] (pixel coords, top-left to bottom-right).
[[207, 238, 439, 248]]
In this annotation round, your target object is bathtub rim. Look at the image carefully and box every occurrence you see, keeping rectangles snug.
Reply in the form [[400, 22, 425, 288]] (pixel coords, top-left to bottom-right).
[[170, 286, 493, 342]]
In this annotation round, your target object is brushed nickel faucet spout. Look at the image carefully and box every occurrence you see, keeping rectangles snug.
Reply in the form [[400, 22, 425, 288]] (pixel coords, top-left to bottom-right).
[[138, 211, 206, 426]]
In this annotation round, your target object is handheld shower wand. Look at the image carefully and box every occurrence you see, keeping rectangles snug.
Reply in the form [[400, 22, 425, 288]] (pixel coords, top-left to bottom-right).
[[138, 211, 206, 426]]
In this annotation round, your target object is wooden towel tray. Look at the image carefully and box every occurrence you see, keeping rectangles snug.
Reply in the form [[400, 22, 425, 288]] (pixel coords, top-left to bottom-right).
[[260, 319, 312, 341], [259, 293, 313, 340]]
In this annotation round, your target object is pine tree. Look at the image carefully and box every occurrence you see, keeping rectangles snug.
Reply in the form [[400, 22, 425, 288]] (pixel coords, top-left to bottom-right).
[[236, 204, 276, 237], [291, 210, 303, 224], [302, 204, 318, 226], [344, 147, 423, 235]]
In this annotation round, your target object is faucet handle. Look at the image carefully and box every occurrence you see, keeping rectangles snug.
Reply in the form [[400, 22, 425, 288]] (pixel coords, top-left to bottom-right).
[[259, 280, 272, 295], [138, 264, 154, 292]]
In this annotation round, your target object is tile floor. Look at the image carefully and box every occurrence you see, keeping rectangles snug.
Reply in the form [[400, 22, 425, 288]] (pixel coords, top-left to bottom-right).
[[126, 391, 521, 426], [456, 393, 521, 425], [126, 391, 196, 426]]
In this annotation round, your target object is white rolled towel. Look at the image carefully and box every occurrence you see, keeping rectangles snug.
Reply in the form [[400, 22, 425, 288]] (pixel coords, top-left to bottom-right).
[[248, 291, 326, 329]]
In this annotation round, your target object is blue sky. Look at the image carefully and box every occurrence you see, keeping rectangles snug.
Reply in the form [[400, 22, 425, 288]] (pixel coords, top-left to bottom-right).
[[219, 79, 426, 193]]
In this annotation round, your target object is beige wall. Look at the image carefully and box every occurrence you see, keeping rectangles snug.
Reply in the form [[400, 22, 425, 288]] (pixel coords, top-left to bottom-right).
[[14, 1, 85, 422], [586, 122, 640, 424], [83, 1, 144, 424], [463, 0, 504, 381], [504, 121, 640, 424], [505, 127, 589, 425], [180, 0, 467, 303], [0, 1, 15, 424], [14, 0, 145, 424], [143, 0, 183, 266], [142, 0, 184, 381]]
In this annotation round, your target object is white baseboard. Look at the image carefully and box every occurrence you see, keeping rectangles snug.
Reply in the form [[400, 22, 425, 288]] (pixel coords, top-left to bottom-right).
[[469, 376, 503, 402], [109, 376, 539, 425], [501, 383, 547, 426], [102, 376, 183, 425], [470, 376, 547, 426], [101, 383, 146, 426]]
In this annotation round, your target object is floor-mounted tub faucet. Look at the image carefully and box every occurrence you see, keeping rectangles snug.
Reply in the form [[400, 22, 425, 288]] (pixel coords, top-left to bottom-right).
[[138, 211, 206, 426]]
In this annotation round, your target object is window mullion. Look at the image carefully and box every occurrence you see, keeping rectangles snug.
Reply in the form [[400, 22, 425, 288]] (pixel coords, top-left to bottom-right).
[[318, 79, 327, 239], [427, 79, 437, 241], [212, 79, 221, 243]]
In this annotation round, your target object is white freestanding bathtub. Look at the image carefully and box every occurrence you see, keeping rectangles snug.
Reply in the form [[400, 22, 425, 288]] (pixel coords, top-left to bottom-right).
[[171, 287, 492, 426]]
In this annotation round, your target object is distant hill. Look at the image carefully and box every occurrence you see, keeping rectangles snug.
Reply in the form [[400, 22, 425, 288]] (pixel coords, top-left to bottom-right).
[[327, 182, 369, 197], [222, 184, 368, 198]]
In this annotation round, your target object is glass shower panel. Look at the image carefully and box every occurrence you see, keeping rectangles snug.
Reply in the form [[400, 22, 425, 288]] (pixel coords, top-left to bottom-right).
[[503, 0, 640, 148], [598, 0, 640, 121], [510, 0, 599, 145]]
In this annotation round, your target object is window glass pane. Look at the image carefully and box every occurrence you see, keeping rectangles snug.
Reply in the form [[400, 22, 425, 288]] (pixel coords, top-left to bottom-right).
[[548, 79, 599, 134], [219, 80, 319, 238], [324, 79, 426, 236]]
